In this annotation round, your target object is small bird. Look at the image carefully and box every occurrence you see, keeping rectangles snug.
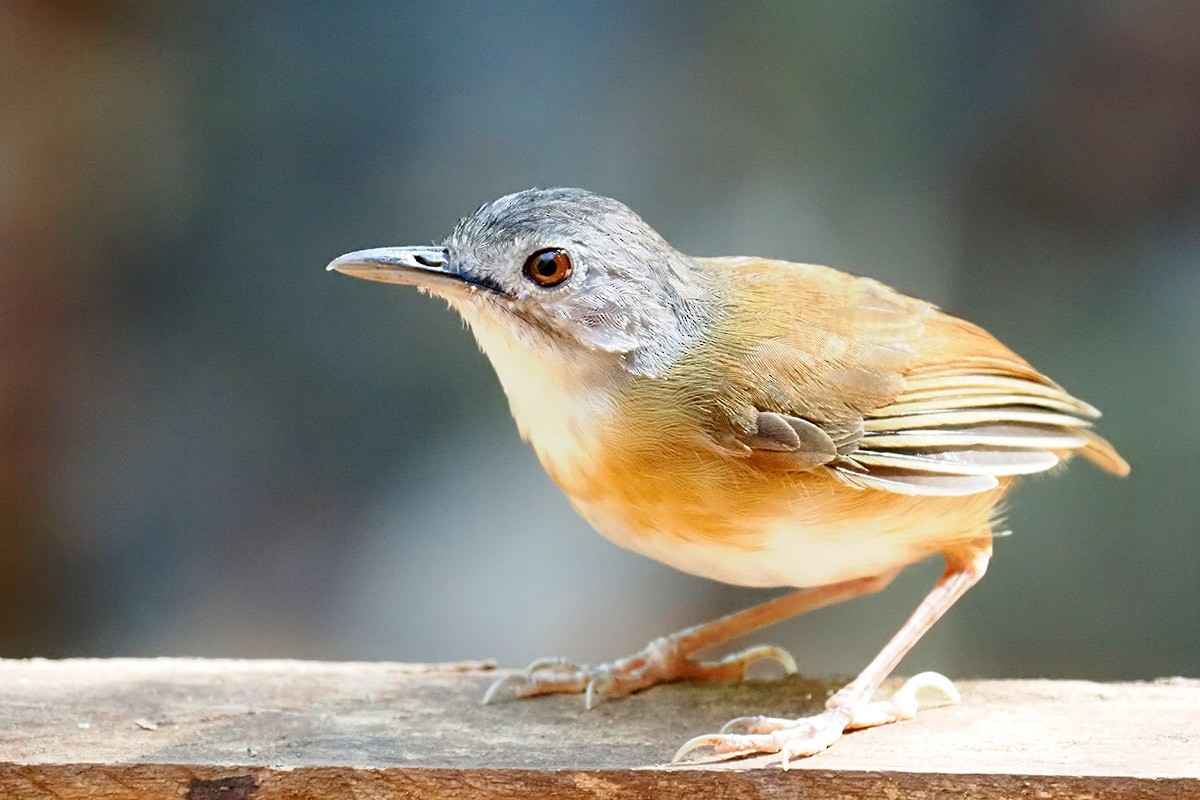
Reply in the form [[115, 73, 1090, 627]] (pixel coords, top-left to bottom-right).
[[328, 188, 1128, 766]]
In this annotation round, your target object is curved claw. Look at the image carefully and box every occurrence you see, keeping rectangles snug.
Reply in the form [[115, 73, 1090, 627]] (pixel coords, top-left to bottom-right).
[[672, 733, 728, 763], [526, 656, 581, 675], [673, 731, 781, 763], [713, 644, 798, 677], [895, 671, 960, 708], [718, 714, 797, 735], [718, 716, 755, 735], [481, 673, 529, 705], [584, 672, 614, 710]]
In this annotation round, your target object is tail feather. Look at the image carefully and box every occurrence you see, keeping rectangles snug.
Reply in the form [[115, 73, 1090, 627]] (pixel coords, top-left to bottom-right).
[[1080, 431, 1130, 476]]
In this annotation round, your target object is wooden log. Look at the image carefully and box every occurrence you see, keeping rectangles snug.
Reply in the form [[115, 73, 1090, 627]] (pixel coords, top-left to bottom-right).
[[0, 658, 1195, 798]]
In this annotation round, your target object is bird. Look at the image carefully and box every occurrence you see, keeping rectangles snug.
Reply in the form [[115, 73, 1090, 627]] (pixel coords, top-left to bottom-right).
[[327, 187, 1129, 766]]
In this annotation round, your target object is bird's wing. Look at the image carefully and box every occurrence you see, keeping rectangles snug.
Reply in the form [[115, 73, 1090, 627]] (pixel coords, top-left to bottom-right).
[[699, 258, 1128, 497]]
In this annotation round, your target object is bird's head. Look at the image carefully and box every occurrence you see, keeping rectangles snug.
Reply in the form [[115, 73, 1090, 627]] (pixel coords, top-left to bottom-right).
[[327, 188, 715, 376]]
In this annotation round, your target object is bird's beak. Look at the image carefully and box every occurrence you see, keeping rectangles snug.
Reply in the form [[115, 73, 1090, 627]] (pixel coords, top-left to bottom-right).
[[326, 246, 463, 289]]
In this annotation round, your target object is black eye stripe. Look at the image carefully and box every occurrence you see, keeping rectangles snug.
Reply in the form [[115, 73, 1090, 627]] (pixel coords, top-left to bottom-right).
[[462, 272, 508, 295]]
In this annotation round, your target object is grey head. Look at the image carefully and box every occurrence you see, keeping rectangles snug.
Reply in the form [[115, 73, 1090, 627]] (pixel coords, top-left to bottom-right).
[[327, 188, 715, 376]]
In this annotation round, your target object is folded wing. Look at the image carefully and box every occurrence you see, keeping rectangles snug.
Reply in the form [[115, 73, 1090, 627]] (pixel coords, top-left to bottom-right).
[[705, 258, 1129, 497]]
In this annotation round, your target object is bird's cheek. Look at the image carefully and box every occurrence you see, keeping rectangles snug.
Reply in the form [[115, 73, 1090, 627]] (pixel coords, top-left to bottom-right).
[[573, 316, 640, 354]]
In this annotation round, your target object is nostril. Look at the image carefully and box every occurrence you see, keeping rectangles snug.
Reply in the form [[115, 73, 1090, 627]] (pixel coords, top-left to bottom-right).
[[414, 253, 446, 268]]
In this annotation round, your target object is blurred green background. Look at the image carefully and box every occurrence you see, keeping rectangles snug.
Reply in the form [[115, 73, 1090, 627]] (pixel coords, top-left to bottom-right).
[[2, 2, 1197, 681]]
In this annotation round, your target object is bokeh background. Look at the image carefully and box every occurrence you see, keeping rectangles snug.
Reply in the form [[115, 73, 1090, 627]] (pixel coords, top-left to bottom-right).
[[3, 2, 1197, 682]]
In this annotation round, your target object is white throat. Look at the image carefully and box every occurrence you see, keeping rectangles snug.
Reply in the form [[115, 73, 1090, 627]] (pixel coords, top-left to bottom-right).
[[448, 297, 630, 485]]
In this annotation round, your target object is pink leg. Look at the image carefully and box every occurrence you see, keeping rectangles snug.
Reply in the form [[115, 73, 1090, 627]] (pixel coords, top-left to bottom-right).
[[675, 542, 991, 766], [484, 570, 899, 707]]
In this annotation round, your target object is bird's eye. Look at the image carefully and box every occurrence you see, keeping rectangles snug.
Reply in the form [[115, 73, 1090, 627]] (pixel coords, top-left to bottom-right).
[[523, 248, 572, 288]]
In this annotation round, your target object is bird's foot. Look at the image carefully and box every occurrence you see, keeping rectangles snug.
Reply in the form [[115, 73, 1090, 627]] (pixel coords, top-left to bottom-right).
[[482, 639, 796, 709], [672, 671, 959, 767]]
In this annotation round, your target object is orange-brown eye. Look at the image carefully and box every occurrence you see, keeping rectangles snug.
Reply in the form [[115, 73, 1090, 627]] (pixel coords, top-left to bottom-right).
[[523, 248, 572, 287]]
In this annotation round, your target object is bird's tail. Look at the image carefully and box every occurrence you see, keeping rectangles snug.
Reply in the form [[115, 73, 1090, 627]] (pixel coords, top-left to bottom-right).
[[1079, 431, 1130, 476]]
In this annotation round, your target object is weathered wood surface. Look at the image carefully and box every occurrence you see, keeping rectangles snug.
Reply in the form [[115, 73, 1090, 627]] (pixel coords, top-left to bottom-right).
[[0, 659, 1196, 799]]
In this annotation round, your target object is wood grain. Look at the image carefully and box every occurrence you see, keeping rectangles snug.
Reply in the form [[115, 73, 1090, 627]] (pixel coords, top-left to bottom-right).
[[0, 658, 1196, 798]]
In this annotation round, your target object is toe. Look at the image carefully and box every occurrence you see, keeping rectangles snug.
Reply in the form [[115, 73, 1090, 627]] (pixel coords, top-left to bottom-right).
[[672, 731, 782, 762], [675, 710, 853, 766], [778, 721, 843, 766]]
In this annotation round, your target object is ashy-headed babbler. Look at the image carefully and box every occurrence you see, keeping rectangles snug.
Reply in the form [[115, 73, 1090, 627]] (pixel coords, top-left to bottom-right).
[[328, 188, 1128, 766]]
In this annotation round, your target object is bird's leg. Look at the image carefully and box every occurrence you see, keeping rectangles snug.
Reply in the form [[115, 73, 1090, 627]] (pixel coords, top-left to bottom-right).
[[483, 570, 898, 707], [675, 542, 990, 767]]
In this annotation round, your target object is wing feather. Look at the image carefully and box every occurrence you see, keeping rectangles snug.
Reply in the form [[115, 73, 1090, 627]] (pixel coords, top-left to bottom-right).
[[863, 406, 1090, 431], [699, 257, 1128, 495], [838, 468, 1000, 496], [852, 448, 1060, 476], [859, 424, 1091, 450]]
